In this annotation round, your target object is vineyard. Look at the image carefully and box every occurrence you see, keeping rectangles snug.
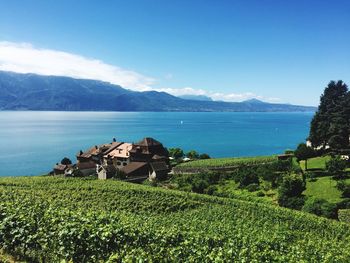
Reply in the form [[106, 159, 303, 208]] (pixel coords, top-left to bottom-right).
[[177, 155, 277, 168], [0, 176, 350, 262]]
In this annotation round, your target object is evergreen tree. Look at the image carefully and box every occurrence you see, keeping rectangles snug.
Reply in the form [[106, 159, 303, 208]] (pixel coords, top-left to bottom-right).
[[309, 80, 349, 150]]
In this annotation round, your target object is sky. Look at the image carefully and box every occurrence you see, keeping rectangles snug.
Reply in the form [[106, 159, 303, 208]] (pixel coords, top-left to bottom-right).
[[0, 0, 350, 106]]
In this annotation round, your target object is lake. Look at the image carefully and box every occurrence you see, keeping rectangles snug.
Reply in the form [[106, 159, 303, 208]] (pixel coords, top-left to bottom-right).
[[0, 111, 314, 176]]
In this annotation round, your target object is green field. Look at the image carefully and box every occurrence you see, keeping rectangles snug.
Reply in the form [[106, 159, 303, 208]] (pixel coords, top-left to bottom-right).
[[178, 155, 276, 168], [0, 176, 350, 262], [304, 176, 350, 203], [300, 156, 331, 170]]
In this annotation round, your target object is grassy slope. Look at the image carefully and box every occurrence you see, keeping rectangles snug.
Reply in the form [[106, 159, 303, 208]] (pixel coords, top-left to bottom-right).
[[304, 176, 350, 203], [1, 176, 350, 262], [300, 155, 331, 170]]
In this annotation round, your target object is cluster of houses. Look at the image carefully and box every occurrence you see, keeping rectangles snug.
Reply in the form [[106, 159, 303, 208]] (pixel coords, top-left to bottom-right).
[[53, 137, 170, 181]]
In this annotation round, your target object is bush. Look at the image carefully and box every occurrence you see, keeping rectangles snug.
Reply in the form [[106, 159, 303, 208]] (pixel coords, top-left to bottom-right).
[[278, 196, 305, 210], [199, 153, 210, 159], [342, 185, 350, 198], [326, 156, 347, 179], [172, 172, 222, 194], [186, 150, 199, 159], [204, 185, 217, 195], [233, 167, 259, 188], [278, 174, 306, 209], [256, 191, 265, 197], [72, 169, 84, 177], [302, 197, 337, 219], [246, 183, 260, 192], [278, 174, 306, 198]]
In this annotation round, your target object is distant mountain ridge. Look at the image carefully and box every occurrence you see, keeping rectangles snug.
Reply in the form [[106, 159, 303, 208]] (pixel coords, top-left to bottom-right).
[[0, 71, 316, 112]]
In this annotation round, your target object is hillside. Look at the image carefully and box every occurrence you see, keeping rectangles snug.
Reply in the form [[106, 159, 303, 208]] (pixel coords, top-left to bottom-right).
[[0, 71, 316, 111], [0, 176, 349, 262]]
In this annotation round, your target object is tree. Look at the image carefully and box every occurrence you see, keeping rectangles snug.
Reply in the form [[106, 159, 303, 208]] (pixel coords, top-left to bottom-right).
[[168, 148, 184, 159], [199, 153, 210, 159], [326, 156, 347, 179], [234, 167, 260, 188], [61, 157, 72, 165], [186, 150, 199, 159], [309, 80, 349, 150], [294, 143, 314, 170], [278, 174, 306, 209]]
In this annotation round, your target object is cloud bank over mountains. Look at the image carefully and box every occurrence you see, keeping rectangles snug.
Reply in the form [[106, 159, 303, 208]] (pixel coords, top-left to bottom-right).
[[0, 41, 280, 103]]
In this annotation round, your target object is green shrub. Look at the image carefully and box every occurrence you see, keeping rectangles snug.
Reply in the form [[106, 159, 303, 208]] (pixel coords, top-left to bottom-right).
[[302, 197, 337, 219], [326, 156, 347, 179], [342, 186, 350, 198], [246, 183, 260, 192], [233, 167, 259, 188], [256, 191, 265, 197], [278, 174, 306, 209]]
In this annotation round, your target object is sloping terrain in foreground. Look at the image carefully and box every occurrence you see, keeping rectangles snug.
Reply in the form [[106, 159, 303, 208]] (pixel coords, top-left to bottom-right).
[[0, 176, 349, 262]]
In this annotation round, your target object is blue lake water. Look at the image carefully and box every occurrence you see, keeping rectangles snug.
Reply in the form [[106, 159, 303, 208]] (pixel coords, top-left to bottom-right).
[[0, 111, 314, 176]]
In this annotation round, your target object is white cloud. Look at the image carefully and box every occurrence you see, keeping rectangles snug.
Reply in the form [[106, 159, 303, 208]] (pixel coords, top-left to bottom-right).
[[0, 41, 282, 103], [153, 87, 207, 97], [154, 87, 282, 103], [0, 41, 154, 90]]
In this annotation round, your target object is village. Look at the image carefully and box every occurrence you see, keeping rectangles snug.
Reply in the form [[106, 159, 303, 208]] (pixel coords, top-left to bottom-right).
[[53, 137, 171, 181]]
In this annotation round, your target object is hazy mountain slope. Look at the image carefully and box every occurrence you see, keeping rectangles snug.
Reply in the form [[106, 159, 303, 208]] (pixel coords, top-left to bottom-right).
[[0, 71, 316, 111]]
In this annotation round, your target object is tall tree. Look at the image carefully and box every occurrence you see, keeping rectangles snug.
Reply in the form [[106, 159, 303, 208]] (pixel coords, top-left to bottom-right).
[[294, 143, 315, 170], [309, 80, 349, 150]]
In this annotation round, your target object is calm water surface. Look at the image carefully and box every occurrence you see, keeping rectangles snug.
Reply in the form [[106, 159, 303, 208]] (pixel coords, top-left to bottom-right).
[[0, 111, 313, 176]]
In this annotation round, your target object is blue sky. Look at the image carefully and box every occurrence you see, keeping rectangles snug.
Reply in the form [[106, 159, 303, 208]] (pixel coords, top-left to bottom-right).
[[0, 0, 349, 106]]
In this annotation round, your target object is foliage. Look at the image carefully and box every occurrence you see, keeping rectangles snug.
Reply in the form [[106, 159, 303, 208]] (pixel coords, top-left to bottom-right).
[[61, 157, 72, 165], [186, 150, 199, 159], [168, 148, 184, 159], [302, 197, 337, 219], [338, 209, 350, 223], [342, 186, 350, 198], [199, 153, 210, 159], [72, 169, 84, 177], [233, 166, 260, 188], [294, 143, 315, 170], [246, 183, 260, 192], [278, 174, 306, 209], [326, 156, 347, 179], [172, 172, 222, 194], [309, 80, 350, 151], [1, 177, 350, 262]]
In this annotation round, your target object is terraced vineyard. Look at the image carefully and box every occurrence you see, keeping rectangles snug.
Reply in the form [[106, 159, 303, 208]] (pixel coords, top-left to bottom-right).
[[0, 176, 350, 262], [177, 155, 277, 168]]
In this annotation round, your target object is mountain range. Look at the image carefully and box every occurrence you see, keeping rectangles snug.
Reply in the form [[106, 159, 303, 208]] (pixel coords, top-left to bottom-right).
[[0, 71, 316, 112]]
